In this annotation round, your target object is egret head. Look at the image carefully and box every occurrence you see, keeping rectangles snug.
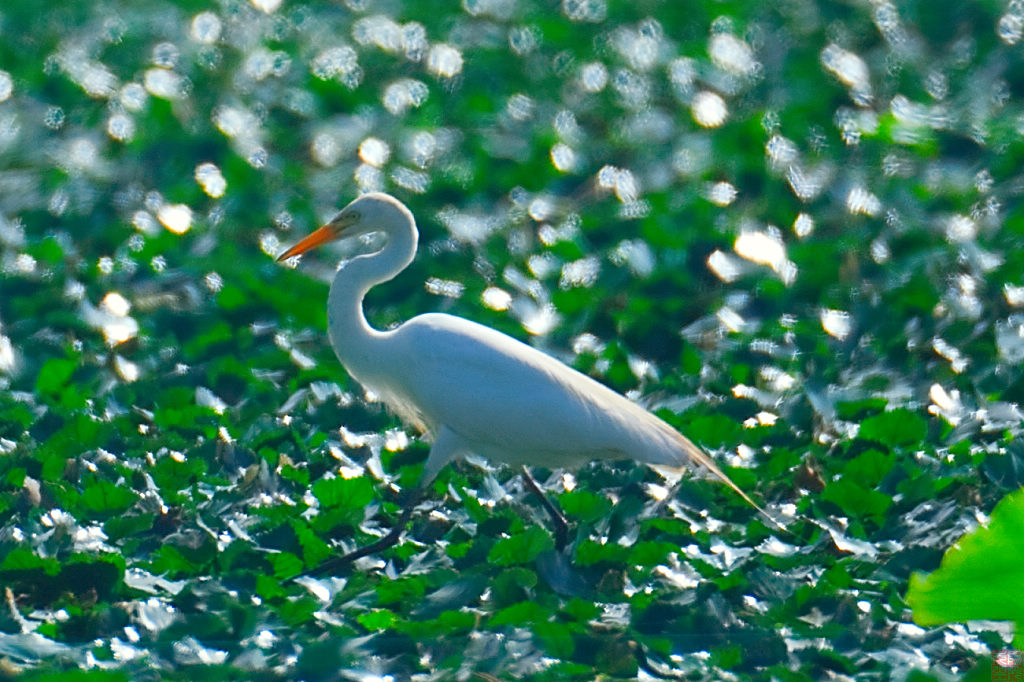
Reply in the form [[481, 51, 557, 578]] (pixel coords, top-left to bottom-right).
[[276, 193, 413, 262]]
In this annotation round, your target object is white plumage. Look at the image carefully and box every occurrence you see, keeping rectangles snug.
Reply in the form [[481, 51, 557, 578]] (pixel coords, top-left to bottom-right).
[[279, 192, 762, 513]]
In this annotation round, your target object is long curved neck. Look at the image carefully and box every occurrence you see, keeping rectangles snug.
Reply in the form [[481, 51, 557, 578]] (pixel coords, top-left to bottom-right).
[[326, 215, 418, 380]]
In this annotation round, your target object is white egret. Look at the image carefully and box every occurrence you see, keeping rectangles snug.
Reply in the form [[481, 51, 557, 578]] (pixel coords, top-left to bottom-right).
[[278, 193, 769, 566]]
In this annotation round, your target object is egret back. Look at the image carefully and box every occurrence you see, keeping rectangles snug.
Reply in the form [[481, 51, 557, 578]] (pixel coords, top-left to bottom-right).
[[375, 314, 709, 470], [365, 313, 768, 514]]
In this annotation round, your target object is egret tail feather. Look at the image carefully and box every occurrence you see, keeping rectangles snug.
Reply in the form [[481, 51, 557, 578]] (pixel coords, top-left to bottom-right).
[[659, 435, 787, 532]]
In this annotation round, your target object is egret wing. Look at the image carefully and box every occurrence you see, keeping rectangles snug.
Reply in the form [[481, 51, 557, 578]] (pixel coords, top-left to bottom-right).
[[387, 313, 681, 466], [386, 313, 773, 522]]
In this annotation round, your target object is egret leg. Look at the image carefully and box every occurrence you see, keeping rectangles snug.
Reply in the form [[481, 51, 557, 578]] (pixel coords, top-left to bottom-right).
[[310, 487, 423, 575], [520, 466, 569, 551]]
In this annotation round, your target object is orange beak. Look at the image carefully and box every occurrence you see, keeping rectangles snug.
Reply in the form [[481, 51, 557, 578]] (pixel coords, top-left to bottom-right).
[[276, 224, 337, 262], [276, 212, 359, 262]]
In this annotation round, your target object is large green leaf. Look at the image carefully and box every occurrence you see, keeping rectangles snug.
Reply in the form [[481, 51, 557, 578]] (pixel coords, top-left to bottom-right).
[[487, 526, 555, 566], [907, 488, 1024, 640], [858, 409, 927, 448]]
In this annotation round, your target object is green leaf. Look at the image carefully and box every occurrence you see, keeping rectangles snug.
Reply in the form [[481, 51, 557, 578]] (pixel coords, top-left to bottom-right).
[[256, 574, 287, 600], [0, 548, 61, 575], [182, 321, 234, 359], [35, 357, 78, 396], [357, 610, 397, 631], [682, 414, 743, 449], [104, 513, 155, 541], [576, 539, 629, 566], [280, 464, 310, 487], [150, 454, 207, 493], [823, 562, 853, 588], [843, 449, 896, 488], [34, 236, 65, 263], [563, 598, 600, 622], [375, 576, 427, 606], [533, 620, 575, 658], [150, 545, 196, 577], [312, 476, 375, 510], [907, 488, 1024, 634], [491, 567, 538, 605], [822, 477, 892, 525], [445, 541, 471, 559], [82, 479, 136, 513], [292, 520, 332, 567], [680, 343, 702, 376], [487, 526, 554, 566], [269, 552, 304, 580], [558, 489, 612, 523], [836, 398, 888, 420], [490, 600, 550, 627], [629, 541, 679, 567], [858, 409, 927, 447], [0, 399, 33, 433], [217, 284, 249, 311], [436, 610, 475, 633], [5, 468, 26, 487]]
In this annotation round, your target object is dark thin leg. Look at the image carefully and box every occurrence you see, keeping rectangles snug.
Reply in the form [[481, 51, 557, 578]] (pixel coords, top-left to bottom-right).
[[520, 466, 569, 551], [310, 488, 423, 576]]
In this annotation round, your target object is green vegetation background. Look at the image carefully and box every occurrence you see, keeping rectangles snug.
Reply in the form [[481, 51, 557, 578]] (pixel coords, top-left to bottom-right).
[[1, 0, 1023, 678]]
